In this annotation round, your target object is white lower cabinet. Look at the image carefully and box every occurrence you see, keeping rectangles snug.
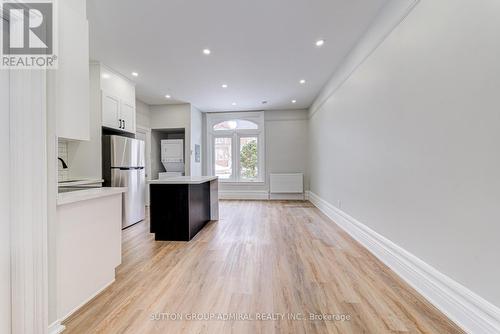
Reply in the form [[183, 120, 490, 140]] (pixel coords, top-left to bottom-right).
[[56, 192, 122, 322]]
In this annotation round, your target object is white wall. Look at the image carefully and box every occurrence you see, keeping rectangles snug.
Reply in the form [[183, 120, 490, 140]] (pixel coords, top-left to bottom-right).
[[309, 0, 500, 308], [136, 99, 151, 129], [190, 106, 203, 176], [65, 0, 86, 17], [150, 104, 191, 129], [204, 109, 309, 197], [0, 67, 11, 334], [266, 110, 309, 191], [150, 103, 192, 175]]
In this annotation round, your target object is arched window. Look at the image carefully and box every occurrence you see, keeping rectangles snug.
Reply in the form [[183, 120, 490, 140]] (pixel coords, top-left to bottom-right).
[[213, 119, 258, 131], [207, 112, 264, 182]]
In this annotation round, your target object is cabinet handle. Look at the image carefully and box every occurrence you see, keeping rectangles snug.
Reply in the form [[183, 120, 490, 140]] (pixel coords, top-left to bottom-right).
[[123, 120, 126, 129]]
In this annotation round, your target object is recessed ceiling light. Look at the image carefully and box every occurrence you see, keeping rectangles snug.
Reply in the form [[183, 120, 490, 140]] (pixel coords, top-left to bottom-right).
[[292, 100, 297, 104], [232, 102, 237, 106], [299, 79, 306, 84], [315, 39, 325, 47], [221, 84, 228, 88], [203, 48, 211, 55], [101, 73, 110, 79], [165, 94, 171, 99], [131, 72, 139, 77]]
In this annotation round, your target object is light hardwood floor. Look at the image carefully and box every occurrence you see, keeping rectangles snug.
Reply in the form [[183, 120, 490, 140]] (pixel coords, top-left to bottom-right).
[[63, 200, 464, 334]]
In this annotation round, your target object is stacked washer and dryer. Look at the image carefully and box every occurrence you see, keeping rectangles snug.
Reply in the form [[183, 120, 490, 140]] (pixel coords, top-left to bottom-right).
[[158, 139, 185, 179]]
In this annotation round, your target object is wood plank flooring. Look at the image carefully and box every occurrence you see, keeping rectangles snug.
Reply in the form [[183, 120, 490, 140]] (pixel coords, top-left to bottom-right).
[[63, 200, 464, 334]]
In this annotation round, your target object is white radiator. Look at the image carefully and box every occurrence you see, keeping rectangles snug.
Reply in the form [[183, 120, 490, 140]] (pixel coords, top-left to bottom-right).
[[269, 173, 304, 200]]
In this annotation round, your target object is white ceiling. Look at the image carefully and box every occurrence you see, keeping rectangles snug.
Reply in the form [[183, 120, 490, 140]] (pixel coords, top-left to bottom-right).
[[87, 0, 390, 112]]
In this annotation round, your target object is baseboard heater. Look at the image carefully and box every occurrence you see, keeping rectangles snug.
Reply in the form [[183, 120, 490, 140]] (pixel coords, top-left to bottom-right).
[[269, 173, 304, 200]]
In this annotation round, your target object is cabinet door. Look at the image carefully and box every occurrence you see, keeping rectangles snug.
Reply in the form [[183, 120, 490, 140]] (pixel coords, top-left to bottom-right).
[[56, 2, 89, 140], [100, 67, 136, 106], [101, 91, 120, 130], [120, 101, 136, 133]]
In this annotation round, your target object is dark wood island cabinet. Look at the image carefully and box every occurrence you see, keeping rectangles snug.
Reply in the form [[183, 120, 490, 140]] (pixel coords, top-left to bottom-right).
[[149, 176, 219, 241]]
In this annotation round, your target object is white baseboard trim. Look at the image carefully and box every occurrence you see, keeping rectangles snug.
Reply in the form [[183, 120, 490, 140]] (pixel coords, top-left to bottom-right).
[[306, 190, 500, 334], [59, 278, 116, 327], [269, 193, 304, 200], [304, 191, 310, 201], [219, 190, 269, 200], [48, 321, 65, 334]]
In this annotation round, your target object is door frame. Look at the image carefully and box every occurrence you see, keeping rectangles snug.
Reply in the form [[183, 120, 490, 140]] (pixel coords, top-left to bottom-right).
[[136, 125, 152, 206]]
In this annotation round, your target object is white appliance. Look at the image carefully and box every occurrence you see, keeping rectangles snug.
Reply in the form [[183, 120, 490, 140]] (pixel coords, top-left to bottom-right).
[[161, 139, 184, 175]]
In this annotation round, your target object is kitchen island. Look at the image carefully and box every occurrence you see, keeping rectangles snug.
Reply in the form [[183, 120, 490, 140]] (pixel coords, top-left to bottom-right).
[[148, 176, 218, 241]]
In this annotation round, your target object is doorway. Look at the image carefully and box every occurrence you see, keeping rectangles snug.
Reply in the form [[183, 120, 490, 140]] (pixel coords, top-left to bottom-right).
[[151, 128, 186, 180]]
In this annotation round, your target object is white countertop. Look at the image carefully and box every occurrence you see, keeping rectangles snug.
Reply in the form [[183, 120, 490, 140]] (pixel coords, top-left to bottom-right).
[[148, 176, 218, 185], [58, 179, 104, 187], [57, 187, 126, 206]]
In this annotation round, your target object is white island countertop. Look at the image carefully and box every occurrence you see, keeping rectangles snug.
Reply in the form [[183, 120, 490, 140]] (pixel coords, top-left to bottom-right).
[[148, 176, 218, 185], [57, 187, 126, 206]]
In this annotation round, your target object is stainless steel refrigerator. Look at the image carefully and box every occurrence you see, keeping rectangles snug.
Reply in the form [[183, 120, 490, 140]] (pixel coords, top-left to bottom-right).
[[103, 135, 146, 229]]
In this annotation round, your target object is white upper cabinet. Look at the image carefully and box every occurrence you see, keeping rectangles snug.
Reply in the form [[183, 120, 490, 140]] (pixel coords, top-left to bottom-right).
[[101, 92, 120, 129], [55, 0, 90, 141], [97, 65, 136, 134], [120, 100, 136, 133]]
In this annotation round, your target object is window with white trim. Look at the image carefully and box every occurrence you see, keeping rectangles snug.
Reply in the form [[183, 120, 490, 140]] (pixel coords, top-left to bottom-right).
[[207, 112, 265, 182]]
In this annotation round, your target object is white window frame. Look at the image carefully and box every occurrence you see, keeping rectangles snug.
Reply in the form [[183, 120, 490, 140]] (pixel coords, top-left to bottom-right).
[[207, 112, 265, 183]]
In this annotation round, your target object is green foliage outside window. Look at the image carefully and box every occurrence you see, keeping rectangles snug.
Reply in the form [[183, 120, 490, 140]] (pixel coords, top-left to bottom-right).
[[240, 140, 258, 178]]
